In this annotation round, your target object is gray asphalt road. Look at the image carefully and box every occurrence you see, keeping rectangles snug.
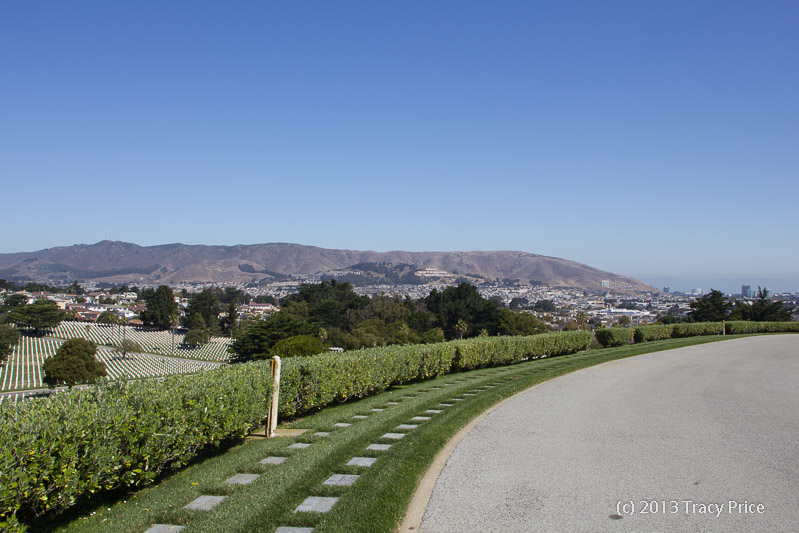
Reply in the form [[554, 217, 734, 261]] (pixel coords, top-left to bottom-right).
[[419, 335, 799, 532]]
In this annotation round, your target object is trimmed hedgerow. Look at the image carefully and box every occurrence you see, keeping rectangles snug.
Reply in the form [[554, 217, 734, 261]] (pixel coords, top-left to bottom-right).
[[633, 324, 675, 343], [451, 331, 592, 370], [724, 321, 799, 335], [0, 362, 272, 530], [595, 327, 635, 348], [671, 322, 725, 338]]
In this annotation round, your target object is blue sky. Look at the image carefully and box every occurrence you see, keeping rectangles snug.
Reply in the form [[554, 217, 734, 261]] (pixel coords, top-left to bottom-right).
[[1, 1, 797, 292]]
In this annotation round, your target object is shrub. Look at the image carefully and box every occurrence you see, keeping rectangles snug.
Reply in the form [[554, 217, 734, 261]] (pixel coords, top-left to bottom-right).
[[725, 321, 799, 334], [42, 338, 107, 388], [0, 362, 272, 527], [671, 322, 724, 338], [633, 324, 674, 343], [184, 328, 211, 346], [271, 335, 324, 358], [595, 327, 634, 348]]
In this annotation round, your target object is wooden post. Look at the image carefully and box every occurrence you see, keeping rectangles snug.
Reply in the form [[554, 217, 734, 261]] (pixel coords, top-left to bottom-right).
[[267, 356, 282, 438], [723, 320, 726, 336]]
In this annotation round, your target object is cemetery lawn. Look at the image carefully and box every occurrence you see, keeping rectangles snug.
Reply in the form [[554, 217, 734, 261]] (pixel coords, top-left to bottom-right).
[[34, 335, 741, 533]]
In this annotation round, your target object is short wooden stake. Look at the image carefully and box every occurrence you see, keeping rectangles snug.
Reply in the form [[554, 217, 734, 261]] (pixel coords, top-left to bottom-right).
[[267, 356, 281, 438]]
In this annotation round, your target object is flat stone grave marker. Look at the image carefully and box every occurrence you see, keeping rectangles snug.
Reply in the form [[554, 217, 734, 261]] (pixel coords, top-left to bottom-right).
[[347, 457, 377, 467], [425, 409, 442, 414], [411, 416, 431, 421], [334, 422, 351, 427], [184, 495, 226, 511], [352, 415, 368, 419], [439, 403, 454, 407], [462, 393, 475, 396], [323, 474, 360, 486], [451, 398, 464, 401], [386, 401, 400, 405], [381, 433, 405, 439], [367, 443, 392, 451], [145, 526, 185, 533], [275, 528, 315, 533], [289, 443, 311, 449], [225, 473, 259, 485], [295, 496, 339, 513], [397, 424, 417, 430], [370, 408, 384, 412], [260, 456, 287, 465], [314, 432, 330, 437]]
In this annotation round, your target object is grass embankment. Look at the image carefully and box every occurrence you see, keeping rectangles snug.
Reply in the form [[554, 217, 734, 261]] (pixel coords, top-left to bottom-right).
[[35, 334, 744, 533]]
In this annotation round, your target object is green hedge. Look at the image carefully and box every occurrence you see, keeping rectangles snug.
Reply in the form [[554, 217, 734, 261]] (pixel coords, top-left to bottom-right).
[[633, 324, 675, 343], [633, 321, 799, 343], [0, 362, 272, 530], [451, 331, 592, 370], [725, 321, 799, 334], [276, 331, 591, 417], [670, 322, 725, 338], [595, 327, 635, 347]]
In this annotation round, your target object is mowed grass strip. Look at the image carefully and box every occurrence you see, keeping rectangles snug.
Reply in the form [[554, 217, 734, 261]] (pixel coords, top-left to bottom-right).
[[38, 335, 743, 533]]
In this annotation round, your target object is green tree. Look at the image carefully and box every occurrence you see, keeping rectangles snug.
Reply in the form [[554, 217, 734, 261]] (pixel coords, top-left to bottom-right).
[[231, 313, 315, 361], [221, 301, 239, 337], [270, 335, 324, 358], [114, 339, 141, 359], [0, 324, 20, 365], [497, 309, 548, 336], [184, 327, 211, 347], [687, 289, 731, 322], [140, 285, 178, 330], [96, 311, 120, 326], [425, 283, 500, 340], [534, 299, 556, 313], [454, 319, 469, 339], [729, 287, 793, 322], [420, 327, 445, 344], [182, 289, 221, 334], [575, 311, 589, 330], [43, 338, 107, 387], [1, 293, 29, 317], [9, 299, 64, 334]]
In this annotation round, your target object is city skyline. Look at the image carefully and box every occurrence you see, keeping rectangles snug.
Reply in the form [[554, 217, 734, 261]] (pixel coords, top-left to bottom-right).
[[2, 2, 797, 291]]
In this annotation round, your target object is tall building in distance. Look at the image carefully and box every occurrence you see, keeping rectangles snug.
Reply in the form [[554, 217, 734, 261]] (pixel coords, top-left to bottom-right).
[[741, 285, 752, 298], [663, 286, 670, 293], [600, 280, 610, 288]]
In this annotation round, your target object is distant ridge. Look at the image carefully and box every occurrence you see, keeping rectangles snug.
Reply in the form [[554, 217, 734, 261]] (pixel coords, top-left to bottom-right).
[[0, 241, 654, 291]]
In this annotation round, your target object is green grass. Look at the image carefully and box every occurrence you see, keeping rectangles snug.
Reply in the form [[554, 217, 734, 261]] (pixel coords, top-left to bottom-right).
[[30, 334, 750, 533]]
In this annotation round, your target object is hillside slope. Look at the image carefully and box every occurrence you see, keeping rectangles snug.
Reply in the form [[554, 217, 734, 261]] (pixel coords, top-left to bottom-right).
[[0, 241, 653, 290]]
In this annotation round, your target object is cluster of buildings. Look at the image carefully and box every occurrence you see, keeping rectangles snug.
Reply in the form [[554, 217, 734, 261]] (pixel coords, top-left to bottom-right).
[[4, 276, 796, 330]]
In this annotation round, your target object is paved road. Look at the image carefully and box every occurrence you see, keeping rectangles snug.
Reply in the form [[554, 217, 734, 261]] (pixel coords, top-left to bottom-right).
[[418, 335, 799, 532]]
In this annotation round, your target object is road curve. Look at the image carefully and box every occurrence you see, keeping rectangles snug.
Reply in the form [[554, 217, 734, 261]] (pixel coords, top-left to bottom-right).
[[413, 335, 799, 532]]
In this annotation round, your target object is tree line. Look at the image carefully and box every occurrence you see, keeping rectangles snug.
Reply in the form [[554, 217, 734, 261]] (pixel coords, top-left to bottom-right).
[[231, 280, 548, 361]]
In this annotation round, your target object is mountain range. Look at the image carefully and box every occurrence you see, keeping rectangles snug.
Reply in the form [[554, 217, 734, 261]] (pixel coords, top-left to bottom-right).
[[0, 241, 654, 291]]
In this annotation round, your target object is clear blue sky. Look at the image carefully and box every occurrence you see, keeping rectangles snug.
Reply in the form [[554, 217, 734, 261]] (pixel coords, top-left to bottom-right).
[[2, 1, 797, 292]]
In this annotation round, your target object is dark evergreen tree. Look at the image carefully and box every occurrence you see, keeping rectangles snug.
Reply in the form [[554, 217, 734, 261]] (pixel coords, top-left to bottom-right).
[[140, 285, 178, 330], [43, 338, 106, 387], [9, 299, 64, 334], [0, 324, 20, 365], [687, 289, 731, 322]]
